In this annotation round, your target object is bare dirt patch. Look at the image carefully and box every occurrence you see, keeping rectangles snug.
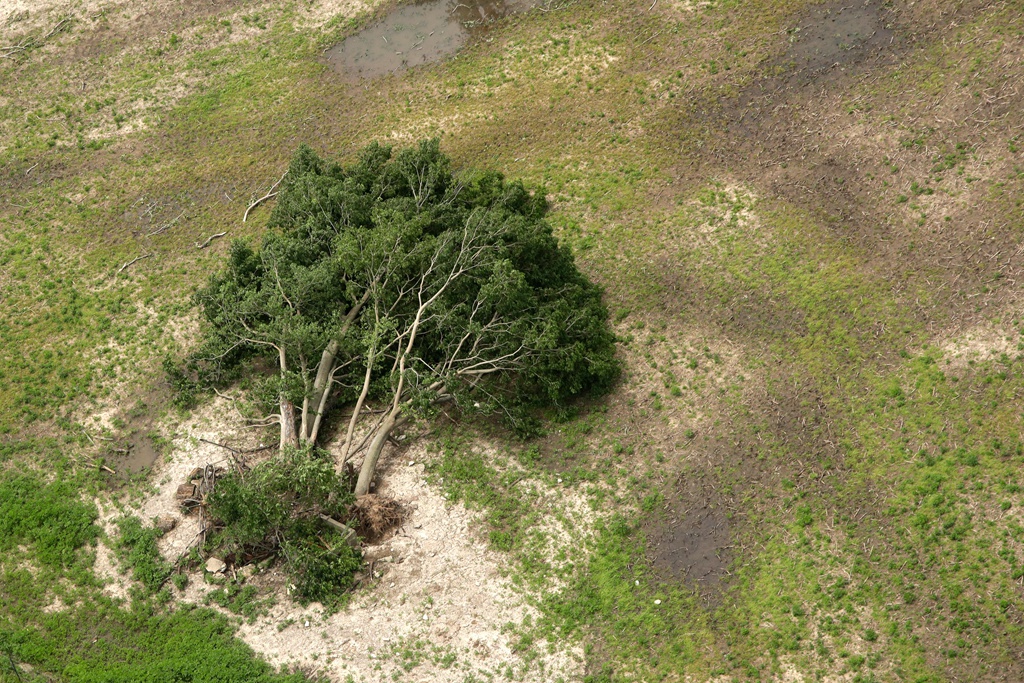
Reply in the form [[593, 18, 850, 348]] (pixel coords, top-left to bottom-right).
[[109, 399, 586, 682], [233, 446, 583, 682], [938, 321, 1024, 369]]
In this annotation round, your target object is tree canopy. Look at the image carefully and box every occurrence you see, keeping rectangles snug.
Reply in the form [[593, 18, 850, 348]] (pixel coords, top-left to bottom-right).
[[186, 139, 618, 494]]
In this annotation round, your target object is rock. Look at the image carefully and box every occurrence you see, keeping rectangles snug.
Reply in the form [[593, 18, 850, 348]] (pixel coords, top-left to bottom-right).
[[175, 483, 197, 501], [154, 515, 178, 533], [187, 467, 204, 480], [205, 557, 227, 573]]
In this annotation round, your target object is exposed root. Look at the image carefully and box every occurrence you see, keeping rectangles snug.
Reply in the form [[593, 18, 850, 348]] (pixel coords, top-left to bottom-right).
[[351, 493, 405, 542]]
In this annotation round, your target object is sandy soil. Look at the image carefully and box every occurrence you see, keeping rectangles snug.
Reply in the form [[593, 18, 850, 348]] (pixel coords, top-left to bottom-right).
[[100, 397, 586, 682], [938, 322, 1022, 369]]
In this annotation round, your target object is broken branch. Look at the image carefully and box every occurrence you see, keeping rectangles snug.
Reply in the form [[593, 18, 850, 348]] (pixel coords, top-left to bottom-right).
[[196, 231, 228, 249], [243, 171, 288, 222], [117, 253, 152, 274]]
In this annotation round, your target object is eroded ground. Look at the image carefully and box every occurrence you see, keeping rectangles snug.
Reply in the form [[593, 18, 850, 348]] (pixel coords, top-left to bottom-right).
[[3, 0, 1024, 680]]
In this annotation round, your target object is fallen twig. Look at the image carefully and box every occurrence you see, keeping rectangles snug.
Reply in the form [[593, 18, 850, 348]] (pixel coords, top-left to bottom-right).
[[42, 17, 73, 41], [117, 252, 152, 274], [200, 437, 242, 453], [243, 171, 288, 222], [1, 16, 73, 58], [196, 231, 227, 249], [146, 209, 185, 237]]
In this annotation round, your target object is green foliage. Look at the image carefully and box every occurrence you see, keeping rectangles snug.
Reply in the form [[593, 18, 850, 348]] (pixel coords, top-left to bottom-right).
[[0, 474, 98, 569], [2, 601, 305, 683], [113, 516, 173, 593], [205, 581, 274, 621], [207, 447, 359, 606], [209, 447, 352, 546], [281, 535, 361, 608], [183, 140, 619, 430], [162, 356, 201, 410]]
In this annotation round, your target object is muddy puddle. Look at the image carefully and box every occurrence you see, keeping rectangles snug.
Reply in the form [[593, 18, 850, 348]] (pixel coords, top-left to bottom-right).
[[648, 503, 731, 589], [108, 431, 160, 476], [327, 0, 534, 79], [785, 0, 893, 74]]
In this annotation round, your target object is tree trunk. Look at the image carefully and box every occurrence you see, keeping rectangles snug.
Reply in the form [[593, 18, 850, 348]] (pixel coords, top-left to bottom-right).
[[307, 368, 335, 447], [280, 398, 299, 451], [354, 408, 401, 497], [302, 290, 369, 442], [304, 338, 338, 440], [339, 347, 375, 467]]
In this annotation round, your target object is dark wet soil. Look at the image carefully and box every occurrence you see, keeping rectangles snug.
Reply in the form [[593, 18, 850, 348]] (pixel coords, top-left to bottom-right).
[[646, 468, 733, 594], [647, 502, 730, 588], [120, 431, 160, 473], [326, 0, 534, 79], [782, 0, 894, 76]]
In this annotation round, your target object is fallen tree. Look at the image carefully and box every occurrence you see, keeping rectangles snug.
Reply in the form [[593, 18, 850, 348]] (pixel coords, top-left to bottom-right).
[[178, 139, 619, 495]]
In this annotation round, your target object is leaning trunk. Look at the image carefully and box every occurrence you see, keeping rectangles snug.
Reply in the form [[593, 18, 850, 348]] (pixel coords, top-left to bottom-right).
[[354, 408, 400, 496], [301, 291, 370, 443], [304, 339, 338, 440]]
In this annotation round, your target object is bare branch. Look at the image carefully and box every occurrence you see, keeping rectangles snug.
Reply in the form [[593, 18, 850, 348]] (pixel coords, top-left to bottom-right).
[[145, 209, 185, 237], [196, 231, 227, 249], [243, 170, 288, 222], [117, 252, 152, 274]]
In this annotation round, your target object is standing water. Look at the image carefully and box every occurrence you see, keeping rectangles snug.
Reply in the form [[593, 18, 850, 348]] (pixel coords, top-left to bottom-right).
[[327, 0, 534, 79]]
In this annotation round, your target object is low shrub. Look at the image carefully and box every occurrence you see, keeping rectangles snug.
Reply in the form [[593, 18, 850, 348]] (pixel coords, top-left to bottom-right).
[[206, 446, 360, 607]]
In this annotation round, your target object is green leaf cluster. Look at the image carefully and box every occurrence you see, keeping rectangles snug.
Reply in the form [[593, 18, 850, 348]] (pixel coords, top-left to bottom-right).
[[206, 446, 359, 606]]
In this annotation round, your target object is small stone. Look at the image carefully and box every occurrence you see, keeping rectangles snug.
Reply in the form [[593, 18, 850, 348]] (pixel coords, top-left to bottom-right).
[[413, 523, 422, 529], [408, 460, 416, 466], [423, 614, 429, 621], [304, 620, 310, 628], [557, 478, 563, 483], [205, 557, 227, 574], [654, 599, 662, 605], [154, 515, 177, 533], [635, 580, 639, 586]]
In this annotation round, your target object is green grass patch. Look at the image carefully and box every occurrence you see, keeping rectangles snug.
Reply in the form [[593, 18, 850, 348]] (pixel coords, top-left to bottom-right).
[[113, 516, 173, 594], [0, 474, 98, 570]]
